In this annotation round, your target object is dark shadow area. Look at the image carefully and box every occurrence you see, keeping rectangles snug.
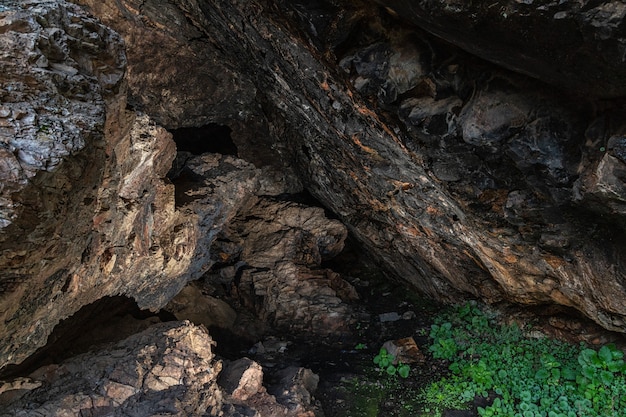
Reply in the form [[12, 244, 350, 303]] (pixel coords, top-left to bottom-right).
[[170, 124, 238, 156], [0, 296, 175, 379]]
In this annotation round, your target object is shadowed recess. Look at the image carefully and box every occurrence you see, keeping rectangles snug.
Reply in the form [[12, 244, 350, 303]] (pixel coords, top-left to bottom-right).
[[170, 124, 238, 156], [0, 296, 174, 379]]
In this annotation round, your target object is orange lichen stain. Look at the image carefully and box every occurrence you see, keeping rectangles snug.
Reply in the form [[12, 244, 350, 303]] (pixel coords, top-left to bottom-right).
[[425, 206, 442, 216], [478, 189, 508, 213], [397, 224, 422, 237], [370, 199, 389, 212], [351, 134, 378, 155], [502, 247, 519, 264], [349, 171, 362, 182], [504, 253, 518, 264], [545, 255, 567, 270], [463, 249, 489, 272], [356, 105, 398, 138], [389, 179, 415, 192], [550, 289, 573, 307]]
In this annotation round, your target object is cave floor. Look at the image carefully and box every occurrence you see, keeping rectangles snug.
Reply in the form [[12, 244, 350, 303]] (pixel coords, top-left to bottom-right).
[[3, 242, 624, 417]]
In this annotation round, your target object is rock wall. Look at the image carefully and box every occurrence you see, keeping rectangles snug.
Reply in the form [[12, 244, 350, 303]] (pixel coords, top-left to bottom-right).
[[373, 0, 626, 98], [66, 0, 626, 334], [0, 1, 260, 369]]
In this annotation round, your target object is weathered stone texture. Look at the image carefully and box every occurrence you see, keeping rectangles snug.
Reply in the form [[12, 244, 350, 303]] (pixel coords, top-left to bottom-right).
[[210, 197, 357, 336], [0, 321, 224, 417], [0, 1, 262, 370], [69, 0, 626, 334]]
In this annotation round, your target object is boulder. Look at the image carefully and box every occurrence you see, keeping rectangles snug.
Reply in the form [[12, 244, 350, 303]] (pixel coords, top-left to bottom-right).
[[0, 321, 224, 416], [0, 0, 262, 369]]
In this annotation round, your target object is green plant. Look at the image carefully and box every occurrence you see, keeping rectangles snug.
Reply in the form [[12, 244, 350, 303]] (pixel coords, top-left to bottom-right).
[[420, 302, 626, 417], [373, 347, 410, 378]]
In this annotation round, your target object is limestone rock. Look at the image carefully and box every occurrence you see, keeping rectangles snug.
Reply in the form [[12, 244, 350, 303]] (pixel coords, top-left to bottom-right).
[[0, 321, 224, 417]]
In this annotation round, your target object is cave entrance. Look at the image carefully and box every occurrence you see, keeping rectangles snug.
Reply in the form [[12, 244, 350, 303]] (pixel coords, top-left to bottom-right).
[[170, 123, 238, 156]]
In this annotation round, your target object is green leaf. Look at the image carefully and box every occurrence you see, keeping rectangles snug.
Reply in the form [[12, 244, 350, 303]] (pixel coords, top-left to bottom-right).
[[398, 364, 410, 378], [600, 370, 614, 385], [607, 359, 624, 372], [608, 344, 624, 360], [599, 345, 613, 364], [386, 364, 397, 376], [535, 368, 549, 380], [581, 365, 595, 379], [578, 349, 596, 366], [562, 367, 577, 381]]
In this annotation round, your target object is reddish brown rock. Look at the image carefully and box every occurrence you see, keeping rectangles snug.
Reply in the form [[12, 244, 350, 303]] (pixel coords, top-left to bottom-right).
[[63, 0, 626, 336]]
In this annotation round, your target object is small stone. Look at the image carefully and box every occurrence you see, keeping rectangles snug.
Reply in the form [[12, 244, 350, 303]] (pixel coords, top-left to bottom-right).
[[218, 358, 264, 402], [379, 312, 401, 322], [402, 311, 416, 320], [382, 337, 425, 364]]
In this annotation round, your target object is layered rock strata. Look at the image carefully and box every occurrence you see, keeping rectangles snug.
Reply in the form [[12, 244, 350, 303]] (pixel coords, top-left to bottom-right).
[[68, 0, 626, 333]]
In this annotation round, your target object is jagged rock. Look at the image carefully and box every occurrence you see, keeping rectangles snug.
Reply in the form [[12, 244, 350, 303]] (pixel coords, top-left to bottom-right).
[[381, 337, 426, 365], [0, 1, 267, 369], [67, 0, 626, 334], [375, 0, 626, 98], [211, 198, 357, 337], [218, 358, 320, 417], [219, 358, 264, 402], [0, 321, 224, 417], [71, 0, 297, 182], [270, 367, 320, 417]]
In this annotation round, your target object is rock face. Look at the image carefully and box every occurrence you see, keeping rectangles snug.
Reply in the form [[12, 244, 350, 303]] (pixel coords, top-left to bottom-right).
[[1, 321, 321, 416], [0, 1, 262, 369], [210, 197, 357, 336], [0, 321, 224, 417], [374, 0, 626, 98], [67, 0, 626, 335]]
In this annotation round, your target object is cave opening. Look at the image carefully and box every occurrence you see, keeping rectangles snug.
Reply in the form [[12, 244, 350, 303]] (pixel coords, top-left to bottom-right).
[[169, 123, 238, 156], [0, 296, 175, 380]]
